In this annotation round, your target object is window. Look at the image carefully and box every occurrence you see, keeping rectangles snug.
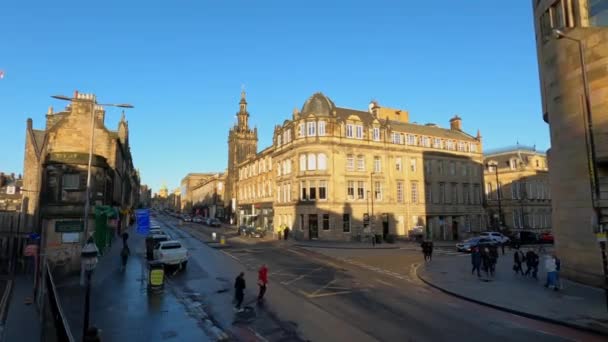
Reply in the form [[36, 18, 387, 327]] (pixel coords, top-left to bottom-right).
[[300, 214, 304, 231], [306, 122, 316, 136], [590, 0, 608, 27], [509, 159, 517, 170], [474, 184, 481, 204], [470, 144, 477, 153], [346, 124, 354, 138], [346, 155, 354, 171], [432, 138, 441, 149], [374, 156, 381, 173], [425, 182, 432, 203], [62, 174, 80, 190], [410, 158, 417, 173], [318, 121, 326, 136], [458, 141, 465, 152], [287, 129, 292, 142], [411, 182, 419, 204], [373, 127, 380, 141], [486, 182, 493, 200], [511, 181, 519, 199], [438, 160, 444, 175], [407, 134, 416, 145], [277, 184, 281, 202], [422, 136, 431, 147], [282, 160, 287, 175], [355, 125, 363, 139], [357, 155, 365, 171], [284, 183, 289, 202], [395, 157, 402, 172], [391, 132, 400, 144], [319, 181, 327, 200], [308, 153, 317, 170], [309, 181, 317, 200], [299, 123, 305, 137], [397, 181, 404, 203], [449, 162, 455, 176], [343, 214, 351, 232], [277, 135, 282, 146], [463, 183, 470, 204], [287, 159, 292, 174], [374, 181, 382, 201], [451, 183, 458, 204], [357, 181, 366, 199], [323, 214, 330, 230], [446, 141, 455, 150], [301, 181, 307, 200], [461, 164, 467, 176], [347, 181, 355, 200], [439, 182, 446, 204], [299, 155, 307, 171], [318, 153, 327, 170]]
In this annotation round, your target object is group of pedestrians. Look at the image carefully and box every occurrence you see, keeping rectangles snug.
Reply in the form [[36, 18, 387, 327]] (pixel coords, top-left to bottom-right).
[[512, 248, 561, 290], [470, 245, 499, 277], [234, 264, 269, 312]]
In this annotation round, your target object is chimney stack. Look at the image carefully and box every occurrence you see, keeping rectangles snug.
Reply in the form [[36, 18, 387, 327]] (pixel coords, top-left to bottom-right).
[[450, 115, 462, 131]]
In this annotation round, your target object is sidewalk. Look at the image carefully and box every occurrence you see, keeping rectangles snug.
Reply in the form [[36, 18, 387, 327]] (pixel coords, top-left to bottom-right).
[[55, 226, 213, 341], [2, 274, 40, 342], [417, 249, 608, 335]]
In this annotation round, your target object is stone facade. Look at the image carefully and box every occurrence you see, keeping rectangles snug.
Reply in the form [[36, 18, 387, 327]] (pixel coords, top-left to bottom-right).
[[180, 173, 215, 212], [0, 173, 23, 212], [22, 91, 140, 271], [533, 0, 608, 286], [232, 93, 486, 241], [483, 145, 552, 233], [191, 173, 226, 218]]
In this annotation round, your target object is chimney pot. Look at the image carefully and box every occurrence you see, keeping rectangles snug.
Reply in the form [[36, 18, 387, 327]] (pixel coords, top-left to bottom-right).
[[27, 118, 33, 129]]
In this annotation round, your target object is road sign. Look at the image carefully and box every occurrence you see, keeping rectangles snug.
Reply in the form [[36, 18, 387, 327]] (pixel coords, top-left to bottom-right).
[[136, 209, 151, 235]]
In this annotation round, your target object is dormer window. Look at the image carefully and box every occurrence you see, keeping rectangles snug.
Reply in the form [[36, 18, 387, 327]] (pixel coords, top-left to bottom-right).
[[307, 122, 316, 136], [318, 121, 326, 136], [509, 158, 517, 170], [346, 124, 354, 138], [373, 127, 380, 141], [355, 125, 363, 139]]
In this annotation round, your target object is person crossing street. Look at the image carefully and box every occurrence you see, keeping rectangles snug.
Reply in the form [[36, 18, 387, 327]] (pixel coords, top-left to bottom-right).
[[257, 264, 268, 304]]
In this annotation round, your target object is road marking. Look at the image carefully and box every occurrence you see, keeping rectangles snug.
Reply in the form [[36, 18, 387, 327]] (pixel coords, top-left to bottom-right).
[[306, 290, 355, 298], [375, 278, 397, 288], [221, 250, 239, 261]]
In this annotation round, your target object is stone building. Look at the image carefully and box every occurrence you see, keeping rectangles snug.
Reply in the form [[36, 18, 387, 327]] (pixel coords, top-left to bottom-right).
[[22, 91, 140, 271], [533, 0, 608, 285], [0, 173, 23, 212], [483, 145, 552, 233], [139, 184, 152, 208], [225, 91, 258, 224], [180, 173, 215, 213], [191, 173, 226, 219], [232, 92, 485, 241]]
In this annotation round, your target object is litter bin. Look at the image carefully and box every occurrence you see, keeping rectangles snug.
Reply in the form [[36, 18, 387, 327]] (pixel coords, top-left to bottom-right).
[[148, 261, 165, 292]]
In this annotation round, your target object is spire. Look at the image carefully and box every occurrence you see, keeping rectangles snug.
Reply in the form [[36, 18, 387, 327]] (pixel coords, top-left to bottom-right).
[[476, 129, 482, 140], [120, 110, 126, 123], [47, 106, 54, 115], [237, 88, 249, 130]]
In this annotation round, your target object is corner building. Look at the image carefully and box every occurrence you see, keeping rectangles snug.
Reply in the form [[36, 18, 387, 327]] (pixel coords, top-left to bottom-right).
[[232, 93, 486, 241], [533, 0, 608, 285]]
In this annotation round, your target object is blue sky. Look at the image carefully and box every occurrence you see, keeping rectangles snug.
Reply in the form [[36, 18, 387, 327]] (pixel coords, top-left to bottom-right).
[[0, 0, 547, 193]]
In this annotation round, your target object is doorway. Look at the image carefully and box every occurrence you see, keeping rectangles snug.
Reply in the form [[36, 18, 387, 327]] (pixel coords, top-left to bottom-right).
[[382, 213, 389, 240], [452, 220, 459, 241], [308, 214, 319, 239]]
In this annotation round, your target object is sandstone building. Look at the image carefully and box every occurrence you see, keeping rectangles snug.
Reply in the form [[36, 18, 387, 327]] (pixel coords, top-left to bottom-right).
[[22, 91, 140, 270], [191, 173, 226, 218], [483, 145, 551, 232], [180, 173, 216, 212], [231, 92, 486, 241], [533, 0, 608, 285]]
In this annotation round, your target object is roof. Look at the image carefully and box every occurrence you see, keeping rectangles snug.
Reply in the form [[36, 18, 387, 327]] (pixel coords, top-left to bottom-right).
[[484, 144, 545, 157], [32, 130, 46, 150], [301, 92, 336, 117]]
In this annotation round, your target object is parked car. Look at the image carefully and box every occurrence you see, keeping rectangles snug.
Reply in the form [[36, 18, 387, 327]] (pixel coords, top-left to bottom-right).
[[539, 232, 554, 244], [479, 231, 510, 244], [153, 240, 189, 268], [208, 218, 221, 227], [243, 226, 266, 238], [193, 216, 204, 223], [182, 215, 192, 222], [509, 231, 539, 246], [145, 234, 170, 260], [456, 237, 496, 253], [149, 228, 170, 238]]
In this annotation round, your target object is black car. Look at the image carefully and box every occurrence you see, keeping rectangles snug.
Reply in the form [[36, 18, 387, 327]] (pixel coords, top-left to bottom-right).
[[208, 218, 221, 227]]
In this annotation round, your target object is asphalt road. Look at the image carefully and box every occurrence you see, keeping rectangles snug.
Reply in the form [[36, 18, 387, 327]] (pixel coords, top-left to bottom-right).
[[157, 214, 602, 342]]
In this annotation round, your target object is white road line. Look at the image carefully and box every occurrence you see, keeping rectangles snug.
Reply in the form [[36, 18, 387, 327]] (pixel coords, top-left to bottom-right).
[[221, 250, 239, 261], [375, 278, 397, 288]]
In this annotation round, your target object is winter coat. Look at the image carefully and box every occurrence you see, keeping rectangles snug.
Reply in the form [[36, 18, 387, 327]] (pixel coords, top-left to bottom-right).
[[235, 276, 246, 293], [545, 256, 557, 273], [258, 266, 268, 285], [471, 250, 482, 265]]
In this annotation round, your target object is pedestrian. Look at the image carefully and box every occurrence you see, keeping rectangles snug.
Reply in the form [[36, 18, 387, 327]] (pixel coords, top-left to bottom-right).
[[531, 250, 540, 280], [427, 240, 434, 261], [257, 264, 268, 303], [501, 241, 505, 255], [122, 231, 129, 247], [555, 255, 561, 289], [83, 326, 101, 342], [120, 244, 130, 271], [284, 227, 289, 240], [524, 249, 534, 276], [544, 254, 558, 290], [513, 249, 524, 275], [489, 245, 498, 276], [481, 247, 491, 276], [234, 272, 246, 311], [421, 240, 429, 261], [471, 246, 482, 277]]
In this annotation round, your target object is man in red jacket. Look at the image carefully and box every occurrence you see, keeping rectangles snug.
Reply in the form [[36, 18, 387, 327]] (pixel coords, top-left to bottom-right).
[[257, 264, 268, 303]]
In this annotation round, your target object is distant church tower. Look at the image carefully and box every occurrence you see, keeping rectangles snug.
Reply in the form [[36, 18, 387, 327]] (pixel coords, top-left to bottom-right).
[[226, 90, 258, 220]]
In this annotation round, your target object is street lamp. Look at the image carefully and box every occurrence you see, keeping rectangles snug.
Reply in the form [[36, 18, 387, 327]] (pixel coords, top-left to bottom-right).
[[81, 237, 99, 341], [487, 161, 503, 230], [552, 29, 608, 311], [51, 93, 133, 247]]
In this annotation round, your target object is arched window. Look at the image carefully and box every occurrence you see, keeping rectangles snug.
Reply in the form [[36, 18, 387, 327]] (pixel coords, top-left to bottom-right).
[[299, 154, 307, 171], [308, 153, 317, 170], [318, 153, 327, 170]]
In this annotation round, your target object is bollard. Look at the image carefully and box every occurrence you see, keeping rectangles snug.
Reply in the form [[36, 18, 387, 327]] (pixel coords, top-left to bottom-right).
[[220, 236, 225, 245], [212, 232, 217, 241]]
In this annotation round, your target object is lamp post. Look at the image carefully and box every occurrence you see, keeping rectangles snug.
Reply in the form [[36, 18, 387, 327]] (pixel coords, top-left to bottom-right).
[[488, 161, 503, 230], [81, 237, 99, 341], [553, 29, 608, 311], [51, 93, 133, 246]]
